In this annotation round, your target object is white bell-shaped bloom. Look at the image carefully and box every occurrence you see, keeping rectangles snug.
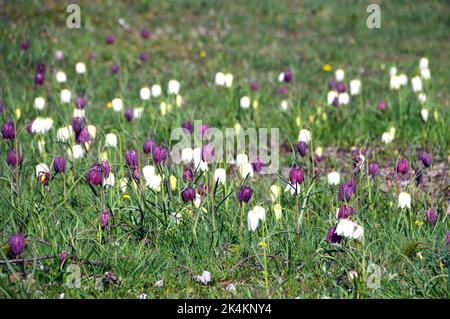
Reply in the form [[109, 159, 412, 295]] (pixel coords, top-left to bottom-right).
[[34, 97, 46, 110], [57, 126, 74, 142], [411, 76, 422, 92], [105, 133, 118, 147], [239, 162, 254, 179], [215, 72, 225, 86], [73, 108, 85, 118], [103, 173, 115, 187], [398, 192, 411, 209], [247, 206, 266, 232], [349, 79, 361, 96], [56, 71, 67, 83], [224, 73, 233, 87], [335, 69, 345, 82], [274, 203, 282, 220], [298, 129, 311, 144], [338, 92, 350, 105], [420, 68, 431, 80], [421, 109, 429, 122], [75, 62, 86, 74], [279, 100, 288, 111], [240, 96, 250, 109], [68, 144, 84, 160], [151, 84, 162, 98], [140, 87, 151, 100], [236, 153, 249, 166], [327, 171, 340, 185], [214, 168, 226, 185], [112, 98, 123, 112], [167, 80, 180, 95], [181, 147, 194, 163], [389, 66, 397, 77], [327, 90, 338, 105], [419, 57, 428, 70], [270, 184, 281, 202], [60, 89, 71, 103], [143, 165, 162, 192]]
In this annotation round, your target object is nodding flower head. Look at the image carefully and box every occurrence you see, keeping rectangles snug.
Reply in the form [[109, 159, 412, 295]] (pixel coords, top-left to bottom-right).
[[20, 41, 29, 50], [100, 211, 111, 228], [238, 186, 253, 203], [76, 127, 91, 144], [426, 208, 437, 225], [368, 162, 379, 177], [2, 119, 15, 140], [106, 34, 115, 44], [289, 167, 304, 185], [337, 205, 354, 219], [152, 146, 168, 165], [36, 164, 51, 186], [86, 163, 103, 186], [201, 143, 215, 162], [419, 151, 432, 168], [101, 160, 110, 178], [34, 72, 45, 86], [9, 233, 25, 257], [396, 159, 410, 175], [59, 251, 69, 265], [143, 139, 157, 155], [336, 82, 346, 93], [111, 64, 120, 74], [325, 226, 342, 244], [36, 63, 46, 74], [283, 69, 293, 83], [141, 29, 151, 39], [250, 80, 259, 91], [76, 96, 86, 109], [297, 141, 307, 157], [71, 117, 84, 135], [54, 156, 66, 174], [338, 180, 357, 202], [183, 167, 194, 182], [125, 150, 138, 169], [377, 101, 388, 111], [7, 149, 21, 167], [181, 187, 196, 203], [197, 183, 208, 197], [199, 124, 209, 137], [181, 121, 193, 134], [328, 79, 338, 90], [252, 157, 264, 173], [124, 108, 133, 122], [278, 87, 288, 96]]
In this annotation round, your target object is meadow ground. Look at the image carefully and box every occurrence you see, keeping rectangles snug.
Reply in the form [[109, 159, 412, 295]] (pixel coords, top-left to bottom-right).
[[0, 0, 449, 298]]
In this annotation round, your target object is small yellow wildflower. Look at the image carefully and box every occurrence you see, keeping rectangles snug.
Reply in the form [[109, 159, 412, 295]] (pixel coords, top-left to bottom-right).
[[323, 64, 332, 72], [200, 50, 206, 58], [169, 175, 177, 191], [107, 102, 112, 109], [258, 241, 268, 248], [252, 100, 259, 110], [123, 194, 130, 200], [415, 220, 424, 226], [15, 108, 21, 119]]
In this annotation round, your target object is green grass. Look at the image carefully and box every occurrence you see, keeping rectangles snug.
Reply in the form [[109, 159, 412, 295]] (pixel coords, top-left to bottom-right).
[[0, 0, 449, 298]]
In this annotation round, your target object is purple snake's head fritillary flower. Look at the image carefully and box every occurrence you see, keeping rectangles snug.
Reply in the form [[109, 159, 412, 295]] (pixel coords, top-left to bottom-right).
[[34, 72, 45, 86], [337, 205, 354, 219], [59, 251, 69, 265], [238, 186, 253, 203], [125, 150, 138, 169], [201, 143, 215, 162], [278, 87, 288, 96], [106, 34, 115, 44], [7, 149, 21, 166], [100, 211, 111, 228], [101, 160, 110, 178], [88, 52, 96, 60], [183, 167, 194, 182], [283, 69, 293, 83], [181, 187, 196, 203], [328, 79, 338, 90], [143, 139, 157, 155], [325, 227, 342, 243], [332, 96, 339, 107], [76, 127, 91, 144], [131, 168, 141, 184], [297, 141, 307, 157], [152, 146, 168, 165], [139, 52, 148, 62], [338, 181, 356, 202], [198, 183, 208, 197], [111, 64, 120, 74], [76, 96, 86, 109], [53, 156, 66, 174], [2, 119, 15, 140], [9, 234, 25, 257], [199, 124, 209, 137], [20, 41, 29, 50], [419, 151, 432, 168], [36, 164, 51, 186], [377, 101, 388, 111], [86, 163, 103, 186], [396, 159, 410, 175], [289, 167, 304, 185], [36, 63, 47, 74], [368, 162, 379, 177], [125, 108, 133, 122], [141, 29, 151, 39], [337, 82, 346, 93], [250, 80, 259, 91], [71, 117, 84, 135], [426, 208, 437, 225], [252, 157, 264, 173], [181, 121, 193, 134]]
